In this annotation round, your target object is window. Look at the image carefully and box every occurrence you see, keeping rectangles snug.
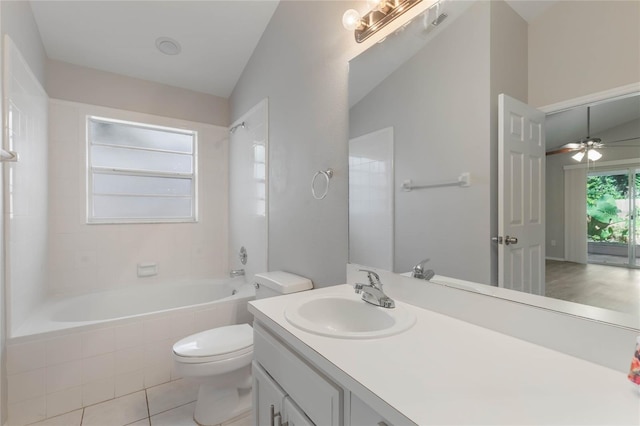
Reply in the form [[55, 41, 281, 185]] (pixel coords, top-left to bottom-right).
[[87, 116, 197, 223]]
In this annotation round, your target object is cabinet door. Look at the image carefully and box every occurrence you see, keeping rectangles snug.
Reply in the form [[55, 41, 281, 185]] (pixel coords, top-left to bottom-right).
[[253, 362, 286, 426], [350, 394, 392, 426], [283, 396, 315, 426]]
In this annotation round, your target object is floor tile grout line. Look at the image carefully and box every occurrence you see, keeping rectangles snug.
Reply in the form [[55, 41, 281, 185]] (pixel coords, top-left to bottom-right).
[[149, 399, 197, 419], [80, 407, 85, 426], [145, 389, 151, 422]]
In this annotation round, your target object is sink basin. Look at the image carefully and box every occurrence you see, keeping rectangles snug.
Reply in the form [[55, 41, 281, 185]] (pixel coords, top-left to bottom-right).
[[284, 295, 416, 339]]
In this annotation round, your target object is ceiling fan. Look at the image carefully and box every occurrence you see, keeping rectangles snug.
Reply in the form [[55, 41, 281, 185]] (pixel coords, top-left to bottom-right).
[[545, 105, 640, 162]]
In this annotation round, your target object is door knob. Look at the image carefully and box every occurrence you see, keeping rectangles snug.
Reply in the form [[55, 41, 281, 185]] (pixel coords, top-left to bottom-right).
[[504, 236, 518, 245]]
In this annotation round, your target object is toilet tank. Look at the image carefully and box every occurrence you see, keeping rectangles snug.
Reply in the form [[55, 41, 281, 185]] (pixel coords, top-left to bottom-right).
[[254, 271, 313, 299]]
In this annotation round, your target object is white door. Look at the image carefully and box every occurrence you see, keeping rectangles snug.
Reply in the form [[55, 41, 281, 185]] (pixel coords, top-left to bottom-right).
[[498, 94, 546, 295]]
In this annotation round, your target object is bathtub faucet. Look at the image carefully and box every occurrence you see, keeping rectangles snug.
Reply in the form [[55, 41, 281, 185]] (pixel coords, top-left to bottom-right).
[[230, 269, 245, 278]]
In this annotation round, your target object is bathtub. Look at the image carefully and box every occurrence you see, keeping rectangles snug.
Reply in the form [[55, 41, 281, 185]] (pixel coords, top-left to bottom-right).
[[6, 277, 255, 424]]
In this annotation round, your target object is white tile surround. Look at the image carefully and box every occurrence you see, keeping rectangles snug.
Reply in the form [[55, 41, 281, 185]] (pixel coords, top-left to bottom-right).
[[4, 35, 49, 337], [6, 298, 252, 425], [45, 99, 229, 299]]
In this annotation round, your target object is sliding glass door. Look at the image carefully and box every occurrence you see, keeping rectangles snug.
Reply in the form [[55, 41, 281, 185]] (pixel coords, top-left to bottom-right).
[[587, 168, 639, 268]]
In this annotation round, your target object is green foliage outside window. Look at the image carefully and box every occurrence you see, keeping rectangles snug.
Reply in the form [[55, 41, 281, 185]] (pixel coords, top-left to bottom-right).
[[586, 175, 629, 243]]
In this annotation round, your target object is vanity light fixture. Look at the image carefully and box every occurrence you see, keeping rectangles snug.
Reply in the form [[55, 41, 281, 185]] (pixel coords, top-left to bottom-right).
[[342, 0, 423, 43]]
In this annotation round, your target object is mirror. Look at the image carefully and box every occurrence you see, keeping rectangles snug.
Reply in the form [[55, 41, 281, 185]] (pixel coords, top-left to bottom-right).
[[348, 0, 640, 325]]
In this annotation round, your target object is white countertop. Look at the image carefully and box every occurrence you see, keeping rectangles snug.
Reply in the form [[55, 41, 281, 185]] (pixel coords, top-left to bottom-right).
[[249, 284, 640, 425]]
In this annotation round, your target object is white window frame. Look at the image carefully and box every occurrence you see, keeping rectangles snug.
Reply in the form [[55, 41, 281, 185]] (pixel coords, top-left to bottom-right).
[[86, 115, 198, 224]]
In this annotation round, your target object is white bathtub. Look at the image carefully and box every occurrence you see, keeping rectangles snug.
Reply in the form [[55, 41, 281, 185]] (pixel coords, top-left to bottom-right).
[[12, 277, 255, 338], [6, 278, 256, 424]]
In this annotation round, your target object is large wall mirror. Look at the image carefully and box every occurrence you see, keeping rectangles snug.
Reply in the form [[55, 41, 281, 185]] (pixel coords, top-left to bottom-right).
[[348, 0, 640, 327]]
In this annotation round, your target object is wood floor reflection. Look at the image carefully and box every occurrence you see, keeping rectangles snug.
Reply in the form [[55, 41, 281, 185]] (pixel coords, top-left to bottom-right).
[[546, 260, 640, 315]]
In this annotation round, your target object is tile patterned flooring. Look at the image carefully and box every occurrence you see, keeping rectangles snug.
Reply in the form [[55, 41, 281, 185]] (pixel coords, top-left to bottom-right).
[[546, 260, 640, 314], [21, 380, 251, 426]]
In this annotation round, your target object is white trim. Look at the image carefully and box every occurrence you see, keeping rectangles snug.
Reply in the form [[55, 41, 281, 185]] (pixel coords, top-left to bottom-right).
[[545, 257, 566, 262], [563, 157, 640, 170], [539, 82, 640, 114]]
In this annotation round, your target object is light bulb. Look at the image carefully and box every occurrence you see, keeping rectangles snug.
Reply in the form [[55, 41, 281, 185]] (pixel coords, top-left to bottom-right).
[[342, 9, 362, 30], [572, 151, 585, 162], [587, 149, 602, 161]]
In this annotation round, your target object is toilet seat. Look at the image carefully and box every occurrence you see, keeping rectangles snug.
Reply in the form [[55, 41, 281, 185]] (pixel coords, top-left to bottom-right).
[[173, 324, 253, 364]]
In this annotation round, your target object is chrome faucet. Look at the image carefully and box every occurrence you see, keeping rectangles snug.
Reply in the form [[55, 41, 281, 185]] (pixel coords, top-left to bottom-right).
[[412, 258, 435, 281], [229, 269, 245, 278], [354, 269, 395, 308]]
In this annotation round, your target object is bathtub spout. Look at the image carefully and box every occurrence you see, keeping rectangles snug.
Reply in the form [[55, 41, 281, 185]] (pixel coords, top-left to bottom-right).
[[230, 269, 245, 278]]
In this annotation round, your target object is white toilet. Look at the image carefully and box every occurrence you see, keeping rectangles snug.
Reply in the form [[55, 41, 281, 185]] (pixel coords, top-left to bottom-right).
[[173, 271, 312, 426]]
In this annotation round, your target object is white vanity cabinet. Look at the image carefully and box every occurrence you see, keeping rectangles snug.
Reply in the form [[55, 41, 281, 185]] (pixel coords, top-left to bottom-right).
[[253, 362, 314, 426], [252, 321, 403, 426], [253, 323, 342, 426]]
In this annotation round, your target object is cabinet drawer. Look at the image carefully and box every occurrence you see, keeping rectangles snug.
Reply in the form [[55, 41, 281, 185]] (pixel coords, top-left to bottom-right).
[[254, 323, 342, 426]]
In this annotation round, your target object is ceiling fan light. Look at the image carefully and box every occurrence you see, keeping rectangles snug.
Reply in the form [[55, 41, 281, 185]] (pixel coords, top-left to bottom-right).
[[587, 149, 602, 161], [572, 151, 585, 162]]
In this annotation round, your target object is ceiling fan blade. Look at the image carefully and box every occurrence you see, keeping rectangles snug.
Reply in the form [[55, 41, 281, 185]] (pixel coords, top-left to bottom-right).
[[600, 144, 640, 148], [604, 136, 640, 144], [545, 143, 582, 156]]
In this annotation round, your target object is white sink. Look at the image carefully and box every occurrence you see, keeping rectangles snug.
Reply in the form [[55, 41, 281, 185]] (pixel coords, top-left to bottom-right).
[[284, 295, 416, 339]]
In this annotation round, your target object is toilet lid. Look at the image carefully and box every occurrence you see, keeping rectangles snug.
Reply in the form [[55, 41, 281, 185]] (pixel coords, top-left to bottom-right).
[[173, 324, 253, 358]]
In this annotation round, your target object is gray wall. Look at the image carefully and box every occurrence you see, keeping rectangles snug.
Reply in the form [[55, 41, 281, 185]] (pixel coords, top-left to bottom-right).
[[349, 1, 527, 285], [546, 118, 640, 259], [0, 1, 46, 86], [528, 0, 640, 108], [229, 1, 354, 287], [46, 59, 229, 126]]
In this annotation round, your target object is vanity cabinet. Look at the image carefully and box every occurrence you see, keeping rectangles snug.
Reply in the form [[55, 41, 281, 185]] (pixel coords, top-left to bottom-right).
[[253, 323, 342, 426], [349, 394, 392, 426], [252, 320, 405, 426], [253, 362, 314, 426]]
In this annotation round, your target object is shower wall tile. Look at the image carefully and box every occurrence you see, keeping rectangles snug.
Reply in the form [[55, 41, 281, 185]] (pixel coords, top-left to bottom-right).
[[7, 368, 45, 403], [82, 377, 115, 406], [46, 334, 82, 366], [46, 99, 229, 296], [7, 340, 46, 374], [46, 360, 82, 393], [5, 38, 49, 336], [46, 386, 82, 418], [115, 322, 144, 350], [8, 396, 46, 425]]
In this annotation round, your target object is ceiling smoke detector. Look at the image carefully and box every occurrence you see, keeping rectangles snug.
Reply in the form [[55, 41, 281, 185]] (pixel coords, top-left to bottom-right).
[[155, 37, 181, 55]]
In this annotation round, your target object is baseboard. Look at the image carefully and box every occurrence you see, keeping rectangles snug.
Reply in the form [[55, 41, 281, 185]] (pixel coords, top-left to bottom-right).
[[545, 257, 566, 261]]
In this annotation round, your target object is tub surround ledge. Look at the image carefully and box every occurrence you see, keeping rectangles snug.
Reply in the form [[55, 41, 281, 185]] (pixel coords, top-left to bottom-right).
[[249, 284, 639, 426]]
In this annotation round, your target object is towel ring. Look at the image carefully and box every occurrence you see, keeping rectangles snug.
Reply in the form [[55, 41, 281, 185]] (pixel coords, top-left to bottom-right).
[[312, 169, 334, 200]]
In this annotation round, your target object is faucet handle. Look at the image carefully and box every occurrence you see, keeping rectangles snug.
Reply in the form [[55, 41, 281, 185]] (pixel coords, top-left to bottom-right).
[[354, 282, 364, 294], [358, 269, 381, 286]]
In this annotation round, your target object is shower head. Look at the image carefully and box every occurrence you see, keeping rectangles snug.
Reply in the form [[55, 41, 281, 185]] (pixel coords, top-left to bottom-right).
[[229, 122, 246, 134]]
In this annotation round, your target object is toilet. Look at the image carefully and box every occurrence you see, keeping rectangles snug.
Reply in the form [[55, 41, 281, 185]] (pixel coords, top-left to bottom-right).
[[173, 271, 313, 426]]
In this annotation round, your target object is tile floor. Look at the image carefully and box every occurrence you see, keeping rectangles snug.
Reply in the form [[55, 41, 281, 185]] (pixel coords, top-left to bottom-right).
[[19, 380, 251, 426]]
